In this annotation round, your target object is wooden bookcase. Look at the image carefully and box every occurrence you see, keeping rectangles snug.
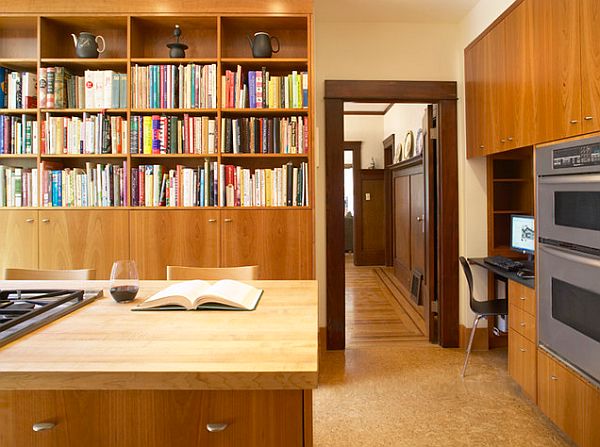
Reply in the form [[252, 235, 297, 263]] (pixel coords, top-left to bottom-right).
[[0, 9, 314, 280]]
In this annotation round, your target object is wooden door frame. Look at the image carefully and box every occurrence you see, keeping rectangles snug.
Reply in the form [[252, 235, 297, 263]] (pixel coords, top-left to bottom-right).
[[382, 134, 394, 266], [344, 141, 362, 259], [325, 80, 459, 350]]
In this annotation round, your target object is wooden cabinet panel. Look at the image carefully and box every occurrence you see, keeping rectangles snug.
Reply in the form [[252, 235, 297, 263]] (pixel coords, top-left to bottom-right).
[[580, 0, 600, 133], [38, 210, 129, 279], [508, 280, 536, 315], [584, 379, 600, 447], [465, 42, 486, 158], [481, 22, 506, 153], [0, 210, 38, 276], [410, 173, 424, 275], [509, 304, 536, 343], [508, 329, 537, 402], [221, 210, 313, 280], [355, 170, 385, 266], [130, 210, 219, 280], [533, 0, 582, 142], [0, 390, 304, 447], [504, 0, 535, 149], [537, 349, 587, 447], [392, 175, 411, 285]]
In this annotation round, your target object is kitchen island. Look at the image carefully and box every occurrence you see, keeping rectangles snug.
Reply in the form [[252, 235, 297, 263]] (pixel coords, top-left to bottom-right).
[[0, 280, 318, 447]]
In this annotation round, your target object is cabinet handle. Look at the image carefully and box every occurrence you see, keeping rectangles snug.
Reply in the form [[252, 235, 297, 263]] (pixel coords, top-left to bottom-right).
[[25, 218, 34, 223], [551, 375, 558, 381], [507, 137, 514, 141], [520, 322, 526, 327], [41, 218, 50, 223], [570, 119, 579, 124], [584, 116, 593, 121], [416, 216, 423, 222], [206, 423, 228, 432], [520, 296, 526, 301], [224, 218, 232, 223], [500, 139, 506, 143], [33, 422, 56, 432], [208, 218, 217, 223], [479, 145, 484, 149], [519, 348, 526, 352]]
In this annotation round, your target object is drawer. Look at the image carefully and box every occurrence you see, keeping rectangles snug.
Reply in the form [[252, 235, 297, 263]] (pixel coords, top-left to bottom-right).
[[508, 329, 537, 402], [0, 390, 304, 447], [508, 280, 536, 316], [509, 304, 536, 342]]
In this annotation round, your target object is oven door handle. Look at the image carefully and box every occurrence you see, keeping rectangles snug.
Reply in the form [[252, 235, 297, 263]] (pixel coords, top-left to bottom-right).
[[540, 244, 600, 267], [538, 173, 600, 184]]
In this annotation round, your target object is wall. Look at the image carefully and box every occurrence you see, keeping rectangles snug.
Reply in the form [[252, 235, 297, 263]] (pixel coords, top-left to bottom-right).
[[383, 104, 428, 161], [343, 115, 385, 169], [313, 18, 460, 327]]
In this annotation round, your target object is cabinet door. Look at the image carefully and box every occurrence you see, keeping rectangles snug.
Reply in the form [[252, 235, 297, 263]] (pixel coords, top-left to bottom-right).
[[38, 210, 129, 279], [410, 173, 424, 275], [0, 390, 304, 447], [537, 349, 586, 446], [221, 210, 313, 280], [504, 0, 535, 149], [392, 175, 411, 286], [465, 42, 486, 158], [508, 329, 536, 402], [130, 210, 220, 279], [580, 0, 600, 133], [0, 210, 38, 275], [533, 0, 582, 142]]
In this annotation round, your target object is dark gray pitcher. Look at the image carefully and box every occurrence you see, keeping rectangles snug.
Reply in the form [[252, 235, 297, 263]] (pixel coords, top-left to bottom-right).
[[71, 32, 106, 58], [247, 32, 280, 58]]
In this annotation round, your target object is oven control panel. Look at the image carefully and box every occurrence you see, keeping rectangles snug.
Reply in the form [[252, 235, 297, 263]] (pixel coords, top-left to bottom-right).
[[553, 143, 600, 169]]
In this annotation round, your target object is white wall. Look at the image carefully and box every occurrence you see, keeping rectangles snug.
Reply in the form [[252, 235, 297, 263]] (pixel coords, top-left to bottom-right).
[[383, 104, 428, 160], [343, 115, 385, 169]]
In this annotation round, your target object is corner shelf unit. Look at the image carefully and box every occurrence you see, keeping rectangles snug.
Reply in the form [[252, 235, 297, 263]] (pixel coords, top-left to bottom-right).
[[0, 13, 313, 210]]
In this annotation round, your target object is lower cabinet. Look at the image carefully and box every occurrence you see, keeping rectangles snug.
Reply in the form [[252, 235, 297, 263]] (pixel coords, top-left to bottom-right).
[[537, 349, 600, 447], [0, 210, 38, 275], [38, 210, 130, 279], [0, 390, 306, 447], [508, 329, 537, 401]]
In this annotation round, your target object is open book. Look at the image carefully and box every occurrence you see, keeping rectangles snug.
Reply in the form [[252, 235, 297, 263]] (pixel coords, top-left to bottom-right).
[[133, 280, 263, 311]]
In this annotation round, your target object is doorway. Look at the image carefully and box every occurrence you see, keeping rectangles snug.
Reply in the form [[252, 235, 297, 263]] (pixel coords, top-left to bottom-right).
[[325, 80, 459, 350]]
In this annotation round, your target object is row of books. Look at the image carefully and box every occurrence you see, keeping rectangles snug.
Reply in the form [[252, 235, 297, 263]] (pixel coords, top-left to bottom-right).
[[131, 162, 218, 207], [221, 162, 309, 207], [39, 68, 127, 109], [220, 116, 308, 154], [222, 66, 308, 109], [0, 166, 38, 207], [41, 114, 128, 155], [0, 68, 37, 109], [41, 161, 127, 207], [130, 115, 217, 155], [0, 115, 38, 154], [131, 64, 217, 109]]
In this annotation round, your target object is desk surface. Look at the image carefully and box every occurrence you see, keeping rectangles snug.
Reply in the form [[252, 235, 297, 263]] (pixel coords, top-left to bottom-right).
[[469, 258, 535, 289], [0, 280, 319, 391]]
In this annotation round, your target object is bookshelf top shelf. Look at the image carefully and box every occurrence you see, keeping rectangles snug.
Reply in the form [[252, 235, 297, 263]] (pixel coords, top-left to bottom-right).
[[41, 58, 128, 71], [0, 109, 37, 115], [221, 108, 308, 115], [0, 59, 37, 71], [130, 58, 217, 65]]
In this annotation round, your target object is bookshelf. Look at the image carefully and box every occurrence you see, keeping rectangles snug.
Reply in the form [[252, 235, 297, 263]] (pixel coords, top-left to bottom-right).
[[0, 10, 314, 280]]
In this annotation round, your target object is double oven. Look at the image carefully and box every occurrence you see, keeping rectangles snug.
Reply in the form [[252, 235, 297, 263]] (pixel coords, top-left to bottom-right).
[[537, 135, 600, 384]]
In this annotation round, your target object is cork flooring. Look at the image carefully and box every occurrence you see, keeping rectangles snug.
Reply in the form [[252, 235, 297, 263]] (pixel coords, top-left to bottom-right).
[[313, 259, 573, 447]]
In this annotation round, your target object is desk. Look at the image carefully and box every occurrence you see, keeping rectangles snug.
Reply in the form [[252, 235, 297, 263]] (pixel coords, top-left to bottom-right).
[[0, 279, 318, 447], [469, 257, 534, 289]]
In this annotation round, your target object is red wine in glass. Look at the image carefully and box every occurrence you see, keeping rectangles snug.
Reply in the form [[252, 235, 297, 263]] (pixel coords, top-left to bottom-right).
[[110, 260, 139, 303], [109, 285, 139, 303]]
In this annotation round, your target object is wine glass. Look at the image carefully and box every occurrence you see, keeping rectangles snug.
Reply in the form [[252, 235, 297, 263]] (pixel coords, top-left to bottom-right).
[[109, 260, 139, 303]]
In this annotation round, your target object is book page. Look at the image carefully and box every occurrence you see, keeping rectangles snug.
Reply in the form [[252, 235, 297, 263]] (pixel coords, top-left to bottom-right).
[[142, 280, 211, 306], [203, 280, 262, 310]]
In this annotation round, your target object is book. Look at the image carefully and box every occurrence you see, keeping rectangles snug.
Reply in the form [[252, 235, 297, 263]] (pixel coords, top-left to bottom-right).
[[133, 279, 263, 311]]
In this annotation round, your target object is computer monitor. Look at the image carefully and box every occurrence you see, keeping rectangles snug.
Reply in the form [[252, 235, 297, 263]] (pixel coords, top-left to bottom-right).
[[511, 214, 535, 257]]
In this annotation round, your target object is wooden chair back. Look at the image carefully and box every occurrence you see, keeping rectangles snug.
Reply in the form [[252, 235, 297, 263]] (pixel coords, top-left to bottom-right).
[[4, 268, 96, 280], [166, 265, 259, 281]]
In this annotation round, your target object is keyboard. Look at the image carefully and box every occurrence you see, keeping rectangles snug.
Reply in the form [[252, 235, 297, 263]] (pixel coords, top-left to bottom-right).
[[483, 256, 523, 272]]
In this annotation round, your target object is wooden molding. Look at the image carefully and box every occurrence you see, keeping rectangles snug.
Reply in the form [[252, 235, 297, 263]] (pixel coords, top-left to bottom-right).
[[459, 324, 489, 350], [384, 103, 394, 114], [343, 110, 386, 116], [325, 80, 457, 102]]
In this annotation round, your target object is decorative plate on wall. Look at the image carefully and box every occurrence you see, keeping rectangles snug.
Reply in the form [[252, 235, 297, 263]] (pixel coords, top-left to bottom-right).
[[393, 142, 403, 164], [414, 128, 424, 156], [403, 130, 414, 160]]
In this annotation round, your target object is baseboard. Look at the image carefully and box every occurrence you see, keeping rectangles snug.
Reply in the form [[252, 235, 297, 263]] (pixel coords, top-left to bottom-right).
[[319, 326, 326, 355], [458, 324, 489, 351]]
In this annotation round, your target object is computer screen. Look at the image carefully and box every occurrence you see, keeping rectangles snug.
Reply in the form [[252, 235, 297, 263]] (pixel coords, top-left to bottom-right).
[[511, 214, 535, 254]]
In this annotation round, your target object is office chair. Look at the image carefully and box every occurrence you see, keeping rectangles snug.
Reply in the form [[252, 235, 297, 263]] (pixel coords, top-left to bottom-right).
[[459, 256, 508, 377], [166, 265, 259, 281]]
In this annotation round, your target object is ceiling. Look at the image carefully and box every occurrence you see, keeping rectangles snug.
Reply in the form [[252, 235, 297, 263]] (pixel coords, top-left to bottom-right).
[[315, 0, 480, 23]]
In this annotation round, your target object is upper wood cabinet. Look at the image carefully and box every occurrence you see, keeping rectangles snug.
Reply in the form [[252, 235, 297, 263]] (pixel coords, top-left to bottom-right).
[[580, 0, 600, 133]]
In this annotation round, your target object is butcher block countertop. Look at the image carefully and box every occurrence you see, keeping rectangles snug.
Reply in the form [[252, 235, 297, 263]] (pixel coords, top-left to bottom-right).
[[0, 280, 318, 391]]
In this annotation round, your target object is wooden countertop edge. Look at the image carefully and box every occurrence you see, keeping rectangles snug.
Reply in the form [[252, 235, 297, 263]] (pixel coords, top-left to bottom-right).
[[0, 371, 318, 390]]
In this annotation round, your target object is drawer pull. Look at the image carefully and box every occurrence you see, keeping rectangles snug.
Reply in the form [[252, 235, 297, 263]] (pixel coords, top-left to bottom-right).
[[25, 218, 34, 223], [41, 218, 50, 223], [479, 145, 484, 149], [500, 139, 506, 143], [208, 218, 217, 223], [519, 348, 526, 352], [570, 119, 579, 124], [224, 218, 233, 223], [551, 375, 558, 381], [206, 423, 228, 433], [507, 136, 514, 141], [520, 296, 526, 301], [520, 322, 526, 327], [585, 116, 593, 121], [33, 422, 56, 432]]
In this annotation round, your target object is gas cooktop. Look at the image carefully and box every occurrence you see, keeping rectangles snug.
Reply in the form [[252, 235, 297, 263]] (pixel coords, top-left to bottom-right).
[[0, 289, 102, 348]]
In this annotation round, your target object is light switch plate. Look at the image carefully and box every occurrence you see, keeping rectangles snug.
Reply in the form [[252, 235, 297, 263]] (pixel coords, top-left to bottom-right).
[[365, 193, 371, 200]]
